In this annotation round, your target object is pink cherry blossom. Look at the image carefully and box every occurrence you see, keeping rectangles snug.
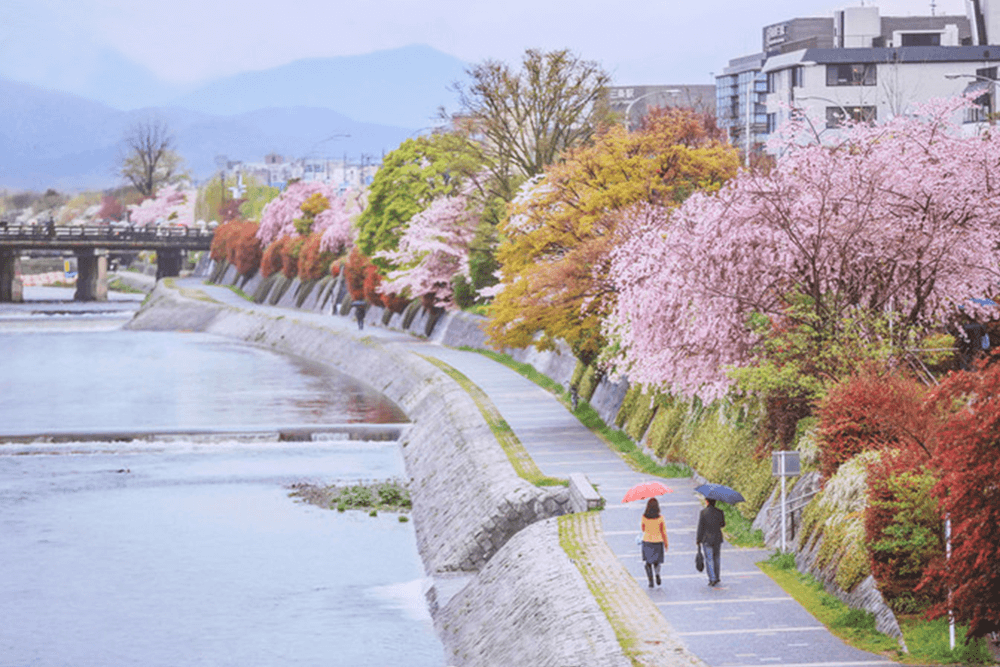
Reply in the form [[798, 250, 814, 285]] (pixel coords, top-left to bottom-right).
[[128, 185, 196, 226], [376, 194, 479, 309], [606, 97, 1000, 401]]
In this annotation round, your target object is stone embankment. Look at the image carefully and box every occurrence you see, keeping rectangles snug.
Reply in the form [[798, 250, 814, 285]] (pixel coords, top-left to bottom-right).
[[127, 281, 633, 666]]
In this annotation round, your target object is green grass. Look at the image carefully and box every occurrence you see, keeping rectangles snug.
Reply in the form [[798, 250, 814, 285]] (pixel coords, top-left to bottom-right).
[[462, 348, 691, 480], [758, 551, 997, 665], [759, 553, 902, 657], [720, 501, 765, 548], [107, 278, 146, 294], [897, 617, 995, 665], [419, 354, 567, 488], [221, 283, 253, 302]]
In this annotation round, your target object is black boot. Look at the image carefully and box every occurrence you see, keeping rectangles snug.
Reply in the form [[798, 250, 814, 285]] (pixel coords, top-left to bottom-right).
[[645, 563, 654, 588]]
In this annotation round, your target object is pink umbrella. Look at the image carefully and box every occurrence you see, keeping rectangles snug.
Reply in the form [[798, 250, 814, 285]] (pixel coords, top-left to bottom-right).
[[621, 481, 674, 503]]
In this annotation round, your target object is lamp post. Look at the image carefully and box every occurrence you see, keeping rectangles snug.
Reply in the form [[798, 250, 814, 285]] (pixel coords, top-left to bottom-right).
[[303, 133, 350, 185], [945, 72, 996, 124], [623, 89, 680, 132]]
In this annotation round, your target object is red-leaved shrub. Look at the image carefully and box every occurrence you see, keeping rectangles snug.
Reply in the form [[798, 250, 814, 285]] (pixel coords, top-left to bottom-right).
[[210, 220, 243, 262], [344, 247, 370, 301], [260, 236, 289, 278], [920, 354, 1000, 638], [297, 234, 334, 281], [815, 368, 930, 479], [230, 222, 262, 276], [363, 264, 384, 307], [280, 237, 305, 279]]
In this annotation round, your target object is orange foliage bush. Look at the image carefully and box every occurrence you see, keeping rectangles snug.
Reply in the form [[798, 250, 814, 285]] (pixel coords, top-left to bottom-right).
[[260, 236, 289, 278], [280, 237, 305, 279], [363, 264, 384, 307], [344, 247, 370, 300], [297, 234, 335, 281], [228, 222, 262, 276], [210, 220, 243, 262], [382, 291, 409, 314]]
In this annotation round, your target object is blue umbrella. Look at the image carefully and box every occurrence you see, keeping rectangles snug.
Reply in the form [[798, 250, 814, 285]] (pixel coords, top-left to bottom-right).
[[695, 483, 745, 504]]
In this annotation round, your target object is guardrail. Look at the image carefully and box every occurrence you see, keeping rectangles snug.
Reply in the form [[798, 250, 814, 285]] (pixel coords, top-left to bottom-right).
[[0, 223, 214, 250]]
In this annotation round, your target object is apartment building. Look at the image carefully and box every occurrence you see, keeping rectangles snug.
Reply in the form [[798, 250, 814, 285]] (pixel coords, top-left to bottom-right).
[[717, 3, 1000, 160]]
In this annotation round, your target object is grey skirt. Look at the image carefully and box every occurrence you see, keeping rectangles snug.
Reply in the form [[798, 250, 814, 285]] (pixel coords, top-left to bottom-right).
[[642, 541, 664, 565]]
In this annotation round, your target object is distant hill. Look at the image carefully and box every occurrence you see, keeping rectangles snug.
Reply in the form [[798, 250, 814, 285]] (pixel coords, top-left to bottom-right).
[[0, 44, 469, 192], [170, 45, 468, 129]]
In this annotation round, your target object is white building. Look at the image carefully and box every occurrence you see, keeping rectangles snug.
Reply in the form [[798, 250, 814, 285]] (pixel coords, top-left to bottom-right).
[[229, 152, 380, 193], [718, 3, 1000, 159]]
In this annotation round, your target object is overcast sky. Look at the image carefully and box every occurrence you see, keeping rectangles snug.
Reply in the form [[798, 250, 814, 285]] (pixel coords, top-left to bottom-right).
[[1, 0, 969, 93]]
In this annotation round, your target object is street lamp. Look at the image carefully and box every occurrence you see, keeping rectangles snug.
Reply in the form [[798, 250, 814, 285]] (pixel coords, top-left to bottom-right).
[[945, 72, 996, 125], [623, 89, 680, 132]]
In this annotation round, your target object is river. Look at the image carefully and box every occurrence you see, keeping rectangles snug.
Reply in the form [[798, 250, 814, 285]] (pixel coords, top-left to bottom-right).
[[0, 285, 446, 666]]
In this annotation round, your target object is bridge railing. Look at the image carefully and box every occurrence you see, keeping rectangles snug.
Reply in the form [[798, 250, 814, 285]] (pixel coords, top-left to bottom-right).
[[0, 223, 215, 242]]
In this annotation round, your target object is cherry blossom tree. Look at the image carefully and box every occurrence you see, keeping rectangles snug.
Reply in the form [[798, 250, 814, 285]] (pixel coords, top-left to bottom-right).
[[317, 194, 355, 257], [128, 184, 196, 226], [375, 194, 479, 310], [257, 181, 358, 247], [606, 98, 1000, 401]]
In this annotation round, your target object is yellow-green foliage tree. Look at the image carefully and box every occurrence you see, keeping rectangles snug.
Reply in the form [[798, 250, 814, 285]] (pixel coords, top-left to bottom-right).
[[485, 108, 739, 366]]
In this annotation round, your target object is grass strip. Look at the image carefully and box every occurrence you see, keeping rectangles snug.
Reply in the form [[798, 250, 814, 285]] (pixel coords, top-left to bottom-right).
[[559, 512, 641, 666], [419, 354, 567, 487], [758, 551, 904, 658], [107, 278, 146, 294], [221, 283, 253, 302], [559, 511, 696, 667], [758, 552, 997, 664], [463, 348, 690, 479]]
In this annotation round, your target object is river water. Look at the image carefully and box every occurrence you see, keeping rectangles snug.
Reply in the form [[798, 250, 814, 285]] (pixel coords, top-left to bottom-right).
[[0, 286, 446, 666]]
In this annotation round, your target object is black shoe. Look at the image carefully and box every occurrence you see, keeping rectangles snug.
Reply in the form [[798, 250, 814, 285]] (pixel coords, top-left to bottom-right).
[[655, 574, 661, 586], [648, 580, 654, 588]]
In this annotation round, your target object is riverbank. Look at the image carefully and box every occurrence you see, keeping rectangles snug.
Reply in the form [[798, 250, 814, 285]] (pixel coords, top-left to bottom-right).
[[126, 280, 657, 666]]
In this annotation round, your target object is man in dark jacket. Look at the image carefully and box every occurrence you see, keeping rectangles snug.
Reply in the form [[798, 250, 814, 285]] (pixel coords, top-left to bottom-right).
[[696, 498, 725, 586]]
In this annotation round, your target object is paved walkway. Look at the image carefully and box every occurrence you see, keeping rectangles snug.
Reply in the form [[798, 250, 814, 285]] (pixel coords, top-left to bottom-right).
[[179, 278, 893, 667]]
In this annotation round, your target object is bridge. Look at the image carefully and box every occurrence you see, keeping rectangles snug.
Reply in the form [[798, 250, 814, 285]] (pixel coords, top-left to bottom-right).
[[0, 223, 214, 302]]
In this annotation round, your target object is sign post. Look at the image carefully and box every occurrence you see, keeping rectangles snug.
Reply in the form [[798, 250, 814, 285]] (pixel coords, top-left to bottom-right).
[[772, 451, 801, 552]]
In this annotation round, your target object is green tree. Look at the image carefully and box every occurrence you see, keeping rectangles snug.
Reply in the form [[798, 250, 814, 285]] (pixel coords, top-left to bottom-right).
[[356, 132, 484, 264]]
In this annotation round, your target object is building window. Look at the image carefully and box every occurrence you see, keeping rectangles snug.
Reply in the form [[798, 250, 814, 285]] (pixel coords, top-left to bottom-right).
[[826, 63, 876, 86], [901, 33, 941, 46], [791, 66, 804, 88], [766, 112, 778, 134], [826, 106, 877, 128], [767, 71, 778, 94]]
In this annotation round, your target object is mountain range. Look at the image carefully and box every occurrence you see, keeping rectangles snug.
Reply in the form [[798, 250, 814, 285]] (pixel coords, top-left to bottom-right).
[[0, 45, 469, 192]]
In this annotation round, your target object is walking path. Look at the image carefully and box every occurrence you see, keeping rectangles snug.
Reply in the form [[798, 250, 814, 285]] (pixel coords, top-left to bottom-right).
[[177, 278, 893, 667]]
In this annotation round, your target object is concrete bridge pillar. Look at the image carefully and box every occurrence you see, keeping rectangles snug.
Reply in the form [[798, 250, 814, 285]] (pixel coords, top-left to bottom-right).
[[156, 248, 184, 280], [74, 248, 108, 302], [0, 249, 24, 303]]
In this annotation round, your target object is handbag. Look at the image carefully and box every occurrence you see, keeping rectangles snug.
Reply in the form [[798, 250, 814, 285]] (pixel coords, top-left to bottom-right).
[[695, 544, 704, 572]]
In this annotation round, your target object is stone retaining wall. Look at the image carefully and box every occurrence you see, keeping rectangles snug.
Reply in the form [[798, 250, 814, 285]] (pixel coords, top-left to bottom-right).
[[127, 283, 630, 665], [433, 517, 631, 667]]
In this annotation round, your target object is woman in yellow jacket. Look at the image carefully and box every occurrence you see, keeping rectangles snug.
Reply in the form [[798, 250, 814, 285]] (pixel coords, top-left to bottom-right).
[[641, 497, 668, 588]]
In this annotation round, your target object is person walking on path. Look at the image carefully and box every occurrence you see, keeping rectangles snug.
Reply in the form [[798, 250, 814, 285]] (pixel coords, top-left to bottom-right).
[[641, 497, 668, 588], [696, 498, 725, 587], [352, 301, 366, 330]]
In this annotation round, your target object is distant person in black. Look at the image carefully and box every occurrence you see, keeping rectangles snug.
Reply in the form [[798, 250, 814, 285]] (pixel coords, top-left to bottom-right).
[[696, 498, 725, 587], [353, 302, 366, 330]]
